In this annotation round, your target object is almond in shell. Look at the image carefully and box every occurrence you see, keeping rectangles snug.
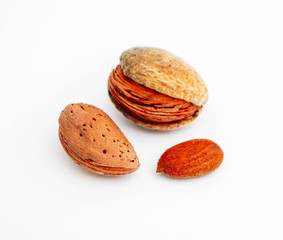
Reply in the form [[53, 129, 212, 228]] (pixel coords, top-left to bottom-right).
[[58, 103, 140, 176]]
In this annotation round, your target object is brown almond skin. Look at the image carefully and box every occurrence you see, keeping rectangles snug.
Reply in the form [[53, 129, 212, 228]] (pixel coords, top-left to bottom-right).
[[157, 139, 223, 178], [58, 103, 140, 176]]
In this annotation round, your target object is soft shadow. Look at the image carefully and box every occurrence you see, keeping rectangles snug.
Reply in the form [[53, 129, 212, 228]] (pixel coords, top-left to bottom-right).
[[71, 161, 133, 181], [155, 171, 212, 182]]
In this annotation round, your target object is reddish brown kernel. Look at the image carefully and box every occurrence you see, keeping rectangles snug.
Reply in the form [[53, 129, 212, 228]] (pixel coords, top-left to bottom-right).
[[157, 139, 224, 178]]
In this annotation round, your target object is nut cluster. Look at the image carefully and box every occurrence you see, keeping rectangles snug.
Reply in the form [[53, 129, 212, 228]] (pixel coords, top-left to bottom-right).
[[58, 47, 224, 178]]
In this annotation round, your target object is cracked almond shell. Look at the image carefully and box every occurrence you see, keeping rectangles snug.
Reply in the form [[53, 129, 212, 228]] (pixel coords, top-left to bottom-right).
[[108, 47, 208, 130], [58, 103, 140, 176]]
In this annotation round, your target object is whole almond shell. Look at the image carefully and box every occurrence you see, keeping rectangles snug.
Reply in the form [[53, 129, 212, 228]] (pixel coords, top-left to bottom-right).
[[58, 103, 140, 176], [157, 139, 223, 178]]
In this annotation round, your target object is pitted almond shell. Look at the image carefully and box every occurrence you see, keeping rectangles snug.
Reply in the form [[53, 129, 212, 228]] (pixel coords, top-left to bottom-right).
[[58, 103, 140, 175]]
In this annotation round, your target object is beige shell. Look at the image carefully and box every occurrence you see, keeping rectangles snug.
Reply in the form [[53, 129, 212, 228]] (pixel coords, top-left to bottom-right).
[[58, 103, 140, 175], [120, 47, 208, 107]]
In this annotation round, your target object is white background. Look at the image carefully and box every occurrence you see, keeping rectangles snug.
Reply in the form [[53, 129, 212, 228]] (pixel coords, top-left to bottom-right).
[[1, 0, 283, 239]]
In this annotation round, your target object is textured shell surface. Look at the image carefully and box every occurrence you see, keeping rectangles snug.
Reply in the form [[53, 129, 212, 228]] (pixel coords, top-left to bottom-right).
[[120, 47, 208, 107], [58, 103, 139, 175]]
